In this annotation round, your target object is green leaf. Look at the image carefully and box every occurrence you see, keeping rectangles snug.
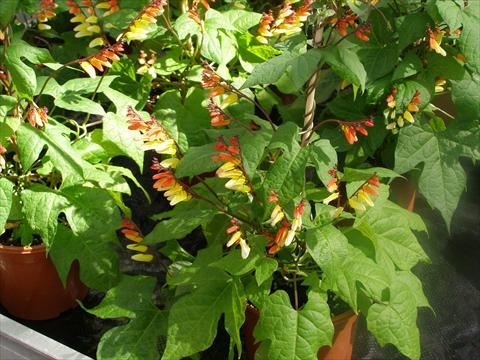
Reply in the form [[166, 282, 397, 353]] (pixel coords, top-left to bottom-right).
[[262, 144, 310, 206], [395, 271, 431, 310], [0, 95, 17, 119], [21, 185, 69, 248], [306, 225, 390, 309], [54, 90, 106, 116], [175, 143, 219, 178], [163, 268, 246, 359], [320, 46, 367, 91], [394, 121, 480, 228], [4, 38, 54, 99], [268, 122, 299, 152], [62, 76, 118, 95], [242, 49, 322, 90], [425, 52, 465, 80], [50, 225, 118, 291], [153, 89, 210, 151], [0, 0, 18, 27], [436, 0, 463, 30], [144, 200, 218, 244], [88, 275, 167, 360], [209, 9, 262, 33], [173, 12, 200, 40], [239, 129, 272, 179], [16, 123, 85, 183], [354, 200, 429, 271], [340, 167, 401, 182], [309, 139, 337, 187], [254, 290, 333, 360], [88, 275, 157, 319], [101, 113, 144, 171], [392, 53, 423, 81], [0, 178, 14, 234], [62, 186, 121, 243], [396, 13, 432, 51], [451, 72, 480, 121], [458, 4, 480, 73], [366, 281, 420, 360], [358, 44, 399, 82]]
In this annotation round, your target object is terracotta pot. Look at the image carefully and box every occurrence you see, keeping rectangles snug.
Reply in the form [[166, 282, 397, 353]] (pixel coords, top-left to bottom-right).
[[244, 304, 358, 360], [0, 243, 88, 320]]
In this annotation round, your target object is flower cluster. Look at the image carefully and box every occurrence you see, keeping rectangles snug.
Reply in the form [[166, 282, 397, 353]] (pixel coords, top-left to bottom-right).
[[207, 100, 232, 127], [226, 219, 250, 259], [68, 1, 102, 47], [348, 176, 380, 211], [429, 28, 446, 57], [27, 103, 48, 128], [323, 168, 340, 205], [36, 0, 58, 31], [127, 107, 190, 206], [137, 50, 157, 78], [188, 0, 212, 26], [79, 42, 124, 78], [120, 218, 154, 263], [201, 63, 231, 98], [340, 116, 374, 145], [96, 0, 120, 16], [151, 160, 192, 205], [330, 9, 370, 41], [212, 136, 251, 193], [256, 0, 313, 44], [267, 196, 305, 255], [384, 87, 421, 130], [124, 0, 166, 41]]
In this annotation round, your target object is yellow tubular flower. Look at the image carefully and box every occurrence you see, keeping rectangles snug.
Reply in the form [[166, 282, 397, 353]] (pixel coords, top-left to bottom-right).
[[403, 110, 415, 123], [225, 178, 250, 193], [357, 191, 374, 207], [323, 192, 339, 205], [80, 61, 97, 79], [349, 197, 366, 211], [126, 244, 148, 252], [131, 253, 154, 262], [270, 204, 284, 226], [284, 229, 296, 247], [160, 157, 179, 169], [227, 231, 242, 247], [239, 238, 251, 259]]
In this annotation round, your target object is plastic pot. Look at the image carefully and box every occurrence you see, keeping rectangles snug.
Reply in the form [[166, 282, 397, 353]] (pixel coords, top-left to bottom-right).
[[0, 243, 88, 320], [244, 304, 358, 360]]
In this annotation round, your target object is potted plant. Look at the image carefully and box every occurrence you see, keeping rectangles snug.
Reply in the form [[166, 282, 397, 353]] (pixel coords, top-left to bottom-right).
[[0, 0, 152, 320], [1, 0, 474, 359]]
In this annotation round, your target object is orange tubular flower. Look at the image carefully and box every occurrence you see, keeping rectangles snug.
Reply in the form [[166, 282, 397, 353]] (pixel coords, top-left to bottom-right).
[[208, 100, 231, 127], [212, 136, 250, 193], [339, 116, 374, 145], [331, 9, 369, 42], [124, 0, 166, 41], [36, 0, 58, 30], [27, 103, 48, 128], [121, 218, 154, 263], [349, 175, 380, 211], [385, 88, 421, 130], [429, 28, 447, 56], [79, 42, 124, 78], [256, 0, 312, 43]]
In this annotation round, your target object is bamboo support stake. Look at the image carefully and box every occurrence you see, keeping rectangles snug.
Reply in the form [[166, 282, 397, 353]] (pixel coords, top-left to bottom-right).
[[301, 22, 324, 147]]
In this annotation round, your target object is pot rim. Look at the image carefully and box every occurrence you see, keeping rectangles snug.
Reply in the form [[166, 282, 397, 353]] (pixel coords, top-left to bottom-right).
[[0, 243, 46, 254]]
